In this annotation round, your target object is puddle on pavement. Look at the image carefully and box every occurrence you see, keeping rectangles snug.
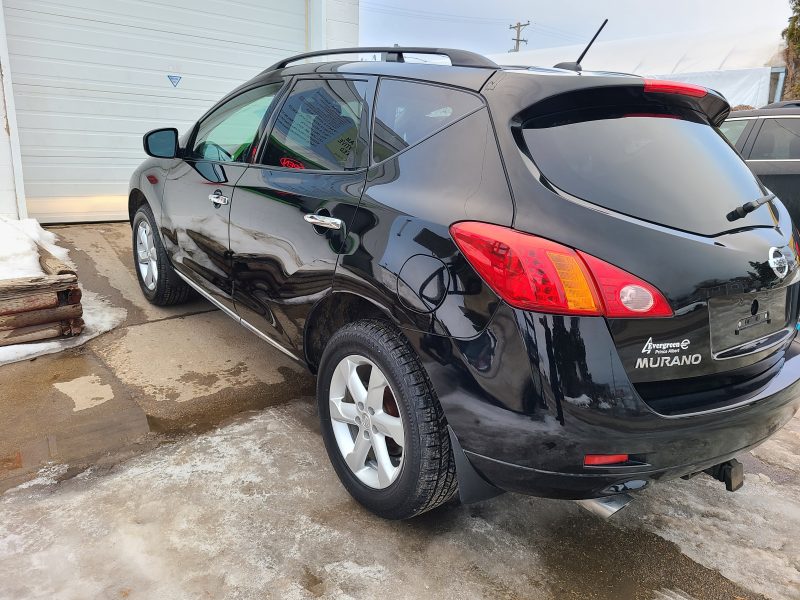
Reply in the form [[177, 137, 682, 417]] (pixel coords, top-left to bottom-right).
[[0, 347, 313, 492], [53, 374, 114, 411], [144, 365, 315, 434], [400, 496, 765, 600]]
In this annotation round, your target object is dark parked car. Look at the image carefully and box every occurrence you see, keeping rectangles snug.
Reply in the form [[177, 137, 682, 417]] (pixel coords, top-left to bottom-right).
[[130, 47, 800, 520], [721, 101, 800, 228]]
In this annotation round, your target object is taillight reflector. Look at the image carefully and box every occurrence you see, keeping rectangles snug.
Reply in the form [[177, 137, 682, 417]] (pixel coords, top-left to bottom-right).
[[643, 79, 708, 98], [584, 454, 629, 466], [449, 222, 673, 318]]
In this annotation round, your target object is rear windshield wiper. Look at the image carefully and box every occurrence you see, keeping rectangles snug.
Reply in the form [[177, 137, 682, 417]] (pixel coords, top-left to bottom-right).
[[726, 193, 775, 222]]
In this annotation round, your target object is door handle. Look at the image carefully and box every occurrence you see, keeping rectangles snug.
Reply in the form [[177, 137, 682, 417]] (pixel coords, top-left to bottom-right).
[[209, 191, 229, 207], [303, 213, 343, 230]]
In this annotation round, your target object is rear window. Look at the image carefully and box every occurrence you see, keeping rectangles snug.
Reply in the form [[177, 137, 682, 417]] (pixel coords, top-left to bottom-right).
[[522, 109, 772, 236]]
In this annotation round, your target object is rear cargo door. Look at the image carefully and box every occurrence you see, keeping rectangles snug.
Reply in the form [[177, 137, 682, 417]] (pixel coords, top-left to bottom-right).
[[518, 96, 800, 407]]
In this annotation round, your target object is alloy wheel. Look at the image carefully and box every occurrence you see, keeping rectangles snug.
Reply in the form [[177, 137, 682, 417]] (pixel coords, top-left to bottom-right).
[[329, 354, 406, 489], [136, 219, 159, 291]]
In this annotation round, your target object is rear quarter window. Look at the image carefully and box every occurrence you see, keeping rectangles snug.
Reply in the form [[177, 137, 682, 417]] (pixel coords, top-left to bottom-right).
[[718, 119, 749, 146], [372, 79, 483, 163]]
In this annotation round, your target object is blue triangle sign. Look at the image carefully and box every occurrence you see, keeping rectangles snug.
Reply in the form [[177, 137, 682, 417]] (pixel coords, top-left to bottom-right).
[[167, 75, 181, 87]]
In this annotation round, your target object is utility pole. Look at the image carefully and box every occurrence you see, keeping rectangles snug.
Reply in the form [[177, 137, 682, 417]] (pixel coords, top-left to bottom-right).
[[509, 20, 530, 52]]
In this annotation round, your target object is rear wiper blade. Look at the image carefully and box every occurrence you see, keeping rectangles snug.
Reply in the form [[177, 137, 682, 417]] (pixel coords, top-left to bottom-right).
[[726, 193, 775, 222]]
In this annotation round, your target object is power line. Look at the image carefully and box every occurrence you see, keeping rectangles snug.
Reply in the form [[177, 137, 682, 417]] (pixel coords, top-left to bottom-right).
[[531, 24, 587, 43]]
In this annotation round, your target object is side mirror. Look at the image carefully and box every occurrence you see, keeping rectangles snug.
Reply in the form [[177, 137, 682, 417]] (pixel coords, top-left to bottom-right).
[[143, 128, 179, 159]]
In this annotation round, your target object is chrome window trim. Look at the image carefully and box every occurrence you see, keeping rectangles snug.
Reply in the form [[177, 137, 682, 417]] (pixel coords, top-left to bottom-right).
[[729, 114, 800, 120], [747, 158, 800, 162]]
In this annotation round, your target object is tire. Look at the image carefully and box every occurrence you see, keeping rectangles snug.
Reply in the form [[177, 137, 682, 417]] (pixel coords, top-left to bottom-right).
[[317, 319, 458, 519], [132, 203, 191, 306]]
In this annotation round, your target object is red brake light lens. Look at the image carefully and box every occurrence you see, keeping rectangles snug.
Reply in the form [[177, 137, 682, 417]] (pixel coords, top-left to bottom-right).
[[643, 79, 708, 98], [584, 454, 629, 466], [450, 222, 601, 315], [449, 222, 673, 318]]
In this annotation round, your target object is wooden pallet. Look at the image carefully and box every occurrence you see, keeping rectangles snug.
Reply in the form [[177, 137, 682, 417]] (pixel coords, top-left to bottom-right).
[[0, 244, 84, 347]]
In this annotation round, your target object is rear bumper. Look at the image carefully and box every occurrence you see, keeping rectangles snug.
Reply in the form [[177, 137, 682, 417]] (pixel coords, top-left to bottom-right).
[[464, 377, 799, 498], [406, 304, 800, 499]]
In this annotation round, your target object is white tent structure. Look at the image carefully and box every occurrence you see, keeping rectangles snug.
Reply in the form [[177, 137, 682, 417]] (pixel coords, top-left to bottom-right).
[[487, 27, 786, 108]]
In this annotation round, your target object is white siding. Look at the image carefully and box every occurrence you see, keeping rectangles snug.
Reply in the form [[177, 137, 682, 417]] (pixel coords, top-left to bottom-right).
[[326, 0, 359, 49], [2, 0, 358, 223]]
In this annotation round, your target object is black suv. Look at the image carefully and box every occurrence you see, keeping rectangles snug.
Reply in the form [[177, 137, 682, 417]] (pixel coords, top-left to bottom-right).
[[130, 47, 800, 520], [721, 101, 800, 228]]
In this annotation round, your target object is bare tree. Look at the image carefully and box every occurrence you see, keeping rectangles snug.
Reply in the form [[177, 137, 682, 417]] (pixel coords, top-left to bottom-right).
[[783, 0, 800, 98]]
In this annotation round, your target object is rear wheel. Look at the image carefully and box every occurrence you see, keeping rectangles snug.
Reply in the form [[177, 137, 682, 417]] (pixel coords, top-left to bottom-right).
[[317, 320, 457, 519], [132, 204, 191, 306]]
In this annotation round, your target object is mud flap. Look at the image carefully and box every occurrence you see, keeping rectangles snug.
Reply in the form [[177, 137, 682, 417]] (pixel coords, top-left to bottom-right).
[[447, 425, 504, 504]]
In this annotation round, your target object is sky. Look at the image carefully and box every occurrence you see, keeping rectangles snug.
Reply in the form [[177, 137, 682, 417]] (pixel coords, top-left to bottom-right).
[[359, 0, 792, 56]]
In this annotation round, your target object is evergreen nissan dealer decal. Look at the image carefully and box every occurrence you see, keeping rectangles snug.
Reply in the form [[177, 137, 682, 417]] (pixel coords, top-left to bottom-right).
[[635, 337, 702, 368]]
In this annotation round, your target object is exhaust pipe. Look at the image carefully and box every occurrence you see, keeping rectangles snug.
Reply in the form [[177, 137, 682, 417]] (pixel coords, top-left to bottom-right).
[[576, 493, 634, 518]]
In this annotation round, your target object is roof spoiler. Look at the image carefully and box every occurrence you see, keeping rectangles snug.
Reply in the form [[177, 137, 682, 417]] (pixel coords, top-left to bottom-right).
[[264, 47, 499, 72]]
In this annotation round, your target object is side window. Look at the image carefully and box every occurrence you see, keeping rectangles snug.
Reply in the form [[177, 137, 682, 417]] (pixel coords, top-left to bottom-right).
[[190, 84, 282, 163], [750, 118, 800, 160], [718, 119, 749, 147], [262, 78, 370, 171], [372, 79, 483, 163]]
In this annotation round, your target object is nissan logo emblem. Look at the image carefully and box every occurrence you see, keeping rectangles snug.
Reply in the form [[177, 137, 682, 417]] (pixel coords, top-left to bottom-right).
[[768, 247, 789, 279]]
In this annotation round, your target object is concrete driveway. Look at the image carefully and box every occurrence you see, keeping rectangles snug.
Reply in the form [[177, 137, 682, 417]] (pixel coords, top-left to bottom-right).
[[0, 223, 798, 600]]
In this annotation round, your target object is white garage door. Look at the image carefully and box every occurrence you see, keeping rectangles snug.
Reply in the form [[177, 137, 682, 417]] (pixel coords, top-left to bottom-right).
[[3, 0, 308, 222]]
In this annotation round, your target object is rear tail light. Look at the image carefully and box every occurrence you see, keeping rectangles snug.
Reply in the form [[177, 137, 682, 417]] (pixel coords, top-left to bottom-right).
[[579, 252, 673, 317], [449, 222, 672, 318], [584, 454, 629, 466], [643, 79, 708, 98]]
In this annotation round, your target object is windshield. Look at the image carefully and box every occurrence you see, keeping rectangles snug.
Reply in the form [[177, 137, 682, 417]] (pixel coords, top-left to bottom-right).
[[522, 108, 773, 236]]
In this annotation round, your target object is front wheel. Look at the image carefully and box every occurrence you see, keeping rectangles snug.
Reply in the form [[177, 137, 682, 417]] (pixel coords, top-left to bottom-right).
[[317, 320, 457, 519], [132, 204, 191, 306]]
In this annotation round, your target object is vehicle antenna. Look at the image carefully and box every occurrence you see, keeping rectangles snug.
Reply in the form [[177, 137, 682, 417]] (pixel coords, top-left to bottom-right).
[[554, 18, 608, 71]]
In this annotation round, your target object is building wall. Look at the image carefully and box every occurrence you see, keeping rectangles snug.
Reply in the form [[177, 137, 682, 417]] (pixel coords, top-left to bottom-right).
[[1, 0, 359, 223], [0, 0, 23, 219], [326, 0, 359, 49]]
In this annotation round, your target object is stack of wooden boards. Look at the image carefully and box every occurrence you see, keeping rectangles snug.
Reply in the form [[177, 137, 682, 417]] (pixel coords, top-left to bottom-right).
[[0, 244, 84, 347]]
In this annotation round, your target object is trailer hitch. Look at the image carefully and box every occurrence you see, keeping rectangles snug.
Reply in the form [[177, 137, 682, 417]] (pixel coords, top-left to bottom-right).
[[704, 458, 744, 492]]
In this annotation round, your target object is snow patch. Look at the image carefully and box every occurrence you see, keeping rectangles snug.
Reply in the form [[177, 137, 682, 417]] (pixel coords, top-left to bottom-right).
[[564, 394, 592, 407], [630, 453, 800, 600], [0, 218, 44, 279], [3, 217, 71, 265], [14, 463, 69, 489]]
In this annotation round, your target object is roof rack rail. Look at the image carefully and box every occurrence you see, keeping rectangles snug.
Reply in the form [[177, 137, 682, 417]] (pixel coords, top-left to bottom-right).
[[264, 47, 499, 72]]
